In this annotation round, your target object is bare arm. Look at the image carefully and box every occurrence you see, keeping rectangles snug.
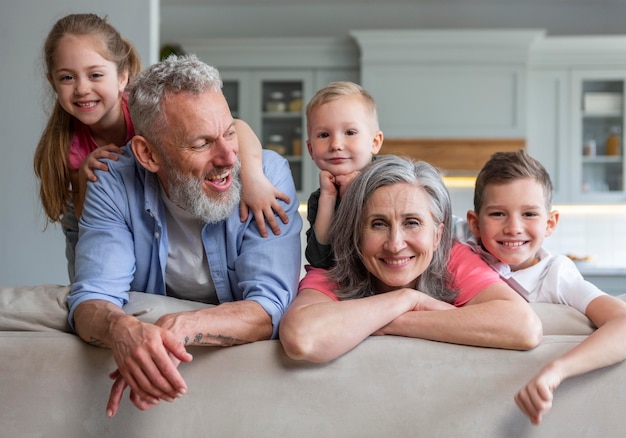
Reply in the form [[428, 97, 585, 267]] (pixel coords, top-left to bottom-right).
[[155, 300, 273, 347], [515, 295, 626, 424], [313, 170, 360, 244], [73, 300, 191, 404], [69, 170, 85, 218], [236, 119, 290, 237], [76, 299, 271, 415], [279, 288, 454, 363], [312, 171, 338, 245], [379, 283, 543, 350]]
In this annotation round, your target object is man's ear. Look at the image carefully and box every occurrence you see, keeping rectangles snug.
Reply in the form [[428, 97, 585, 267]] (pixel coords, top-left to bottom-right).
[[545, 209, 560, 237], [131, 135, 162, 173], [466, 210, 481, 238]]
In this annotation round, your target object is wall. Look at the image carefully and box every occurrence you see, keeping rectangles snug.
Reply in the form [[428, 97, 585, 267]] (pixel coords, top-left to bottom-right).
[[160, 1, 626, 43], [449, 187, 626, 268], [0, 0, 158, 285], [161, 2, 626, 273]]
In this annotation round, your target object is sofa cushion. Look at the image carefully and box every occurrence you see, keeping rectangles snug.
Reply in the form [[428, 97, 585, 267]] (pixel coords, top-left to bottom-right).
[[1, 331, 625, 437], [1, 284, 623, 336]]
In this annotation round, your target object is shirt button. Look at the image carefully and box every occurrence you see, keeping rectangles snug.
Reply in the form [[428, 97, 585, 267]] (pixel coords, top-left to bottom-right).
[[154, 232, 160, 239]]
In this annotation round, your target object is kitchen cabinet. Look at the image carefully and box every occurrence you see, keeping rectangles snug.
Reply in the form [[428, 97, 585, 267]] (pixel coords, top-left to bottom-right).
[[527, 36, 626, 204], [571, 71, 626, 202], [221, 69, 314, 194], [577, 265, 626, 296], [350, 30, 544, 139], [180, 37, 359, 200]]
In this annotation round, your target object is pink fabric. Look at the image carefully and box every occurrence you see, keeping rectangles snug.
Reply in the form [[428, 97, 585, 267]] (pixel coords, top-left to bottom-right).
[[68, 94, 135, 170], [298, 266, 339, 301], [448, 242, 503, 306], [297, 243, 504, 306]]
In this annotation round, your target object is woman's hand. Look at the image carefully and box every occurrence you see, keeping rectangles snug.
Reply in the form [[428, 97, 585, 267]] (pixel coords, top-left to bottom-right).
[[372, 289, 455, 335], [395, 288, 456, 312]]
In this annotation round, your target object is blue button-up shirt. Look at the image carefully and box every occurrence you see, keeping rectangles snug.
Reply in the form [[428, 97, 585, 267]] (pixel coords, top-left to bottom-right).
[[67, 145, 302, 338]]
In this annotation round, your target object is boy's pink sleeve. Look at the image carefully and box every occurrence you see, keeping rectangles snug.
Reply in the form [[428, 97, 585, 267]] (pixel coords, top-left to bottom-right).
[[298, 266, 340, 301], [449, 243, 504, 306]]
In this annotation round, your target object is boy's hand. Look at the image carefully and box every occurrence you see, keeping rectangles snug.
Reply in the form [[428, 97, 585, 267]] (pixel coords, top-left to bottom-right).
[[514, 363, 563, 425], [318, 170, 338, 197], [334, 171, 360, 197], [80, 144, 124, 182], [239, 174, 290, 237]]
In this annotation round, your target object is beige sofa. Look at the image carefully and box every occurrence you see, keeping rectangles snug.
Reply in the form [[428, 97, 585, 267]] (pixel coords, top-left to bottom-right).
[[1, 284, 625, 437]]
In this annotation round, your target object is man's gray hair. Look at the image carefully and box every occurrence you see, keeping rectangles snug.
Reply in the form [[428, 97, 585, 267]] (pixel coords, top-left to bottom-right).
[[128, 54, 223, 142]]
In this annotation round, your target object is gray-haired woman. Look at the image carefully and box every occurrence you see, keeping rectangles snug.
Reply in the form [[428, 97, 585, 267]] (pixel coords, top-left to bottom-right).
[[280, 155, 542, 363]]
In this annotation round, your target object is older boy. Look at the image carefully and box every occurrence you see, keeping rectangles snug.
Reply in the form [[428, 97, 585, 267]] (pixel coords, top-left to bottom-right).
[[457, 149, 626, 425]]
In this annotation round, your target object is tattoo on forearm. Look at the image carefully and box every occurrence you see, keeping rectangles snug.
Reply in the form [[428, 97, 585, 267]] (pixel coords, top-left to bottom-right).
[[189, 332, 250, 346]]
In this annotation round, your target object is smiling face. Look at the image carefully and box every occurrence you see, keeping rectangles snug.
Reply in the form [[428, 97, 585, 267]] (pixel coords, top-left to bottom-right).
[[49, 34, 128, 131], [467, 178, 559, 271], [360, 183, 443, 293], [153, 89, 241, 222], [306, 94, 383, 177]]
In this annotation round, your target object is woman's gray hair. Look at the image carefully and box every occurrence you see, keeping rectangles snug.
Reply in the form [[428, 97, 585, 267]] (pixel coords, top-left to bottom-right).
[[329, 154, 457, 303], [128, 54, 223, 143]]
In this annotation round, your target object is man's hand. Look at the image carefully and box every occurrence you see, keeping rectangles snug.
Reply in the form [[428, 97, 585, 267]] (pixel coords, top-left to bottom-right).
[[106, 351, 185, 417], [106, 318, 193, 416]]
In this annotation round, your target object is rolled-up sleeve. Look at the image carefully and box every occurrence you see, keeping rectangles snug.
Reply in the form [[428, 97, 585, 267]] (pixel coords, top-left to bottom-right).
[[210, 151, 303, 338]]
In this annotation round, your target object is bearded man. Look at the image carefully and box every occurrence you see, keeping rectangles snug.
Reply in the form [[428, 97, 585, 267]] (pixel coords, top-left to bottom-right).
[[68, 55, 302, 416]]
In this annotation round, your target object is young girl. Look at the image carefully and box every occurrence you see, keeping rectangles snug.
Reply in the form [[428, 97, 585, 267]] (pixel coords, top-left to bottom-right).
[[34, 13, 290, 282]]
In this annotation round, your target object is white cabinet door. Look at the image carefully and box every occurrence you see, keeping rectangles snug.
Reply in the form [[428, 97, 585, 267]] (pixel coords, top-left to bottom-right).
[[220, 69, 316, 199], [362, 65, 527, 139], [570, 69, 626, 203]]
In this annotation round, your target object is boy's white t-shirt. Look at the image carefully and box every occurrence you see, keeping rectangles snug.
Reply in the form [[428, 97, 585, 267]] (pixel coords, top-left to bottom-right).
[[454, 218, 605, 314]]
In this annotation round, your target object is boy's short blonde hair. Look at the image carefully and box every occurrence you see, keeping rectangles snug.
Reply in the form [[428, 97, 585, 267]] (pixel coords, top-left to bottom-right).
[[305, 81, 379, 136], [473, 149, 554, 213]]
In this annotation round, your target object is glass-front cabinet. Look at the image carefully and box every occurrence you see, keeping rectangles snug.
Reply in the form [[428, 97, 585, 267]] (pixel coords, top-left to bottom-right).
[[221, 70, 316, 198], [571, 71, 626, 202]]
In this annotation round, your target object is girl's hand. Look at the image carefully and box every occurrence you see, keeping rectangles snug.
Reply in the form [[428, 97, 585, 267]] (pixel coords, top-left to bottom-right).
[[80, 144, 124, 183], [240, 174, 290, 238]]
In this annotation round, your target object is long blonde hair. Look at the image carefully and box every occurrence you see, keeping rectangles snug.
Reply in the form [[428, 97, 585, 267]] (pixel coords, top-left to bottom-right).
[[33, 13, 142, 224]]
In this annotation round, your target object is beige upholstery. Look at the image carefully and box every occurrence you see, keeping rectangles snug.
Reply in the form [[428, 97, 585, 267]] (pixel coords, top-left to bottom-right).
[[1, 285, 625, 437]]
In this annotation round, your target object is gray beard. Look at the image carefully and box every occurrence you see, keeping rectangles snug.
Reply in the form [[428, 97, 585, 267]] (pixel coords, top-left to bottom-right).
[[167, 161, 241, 224]]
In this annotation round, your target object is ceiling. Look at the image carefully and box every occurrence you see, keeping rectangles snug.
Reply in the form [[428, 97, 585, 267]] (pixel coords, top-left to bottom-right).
[[161, 0, 433, 4], [161, 0, 619, 5]]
